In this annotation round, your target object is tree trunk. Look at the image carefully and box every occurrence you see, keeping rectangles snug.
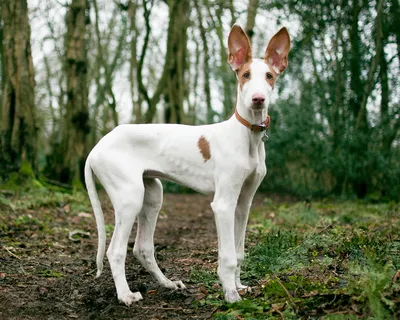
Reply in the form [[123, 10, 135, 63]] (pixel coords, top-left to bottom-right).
[[163, 0, 190, 124], [245, 0, 259, 41], [0, 0, 37, 176], [128, 0, 142, 123], [348, 0, 364, 124], [349, 0, 383, 198], [138, 0, 168, 124], [195, 1, 213, 123], [0, 6, 5, 108], [61, 0, 90, 186], [380, 36, 390, 154], [212, 3, 235, 119]]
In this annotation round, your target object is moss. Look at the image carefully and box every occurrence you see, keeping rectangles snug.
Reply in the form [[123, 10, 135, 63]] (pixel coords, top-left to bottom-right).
[[72, 178, 84, 190], [19, 161, 35, 177], [37, 270, 64, 278]]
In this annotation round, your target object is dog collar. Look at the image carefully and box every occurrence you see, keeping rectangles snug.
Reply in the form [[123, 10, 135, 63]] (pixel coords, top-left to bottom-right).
[[234, 109, 270, 132]]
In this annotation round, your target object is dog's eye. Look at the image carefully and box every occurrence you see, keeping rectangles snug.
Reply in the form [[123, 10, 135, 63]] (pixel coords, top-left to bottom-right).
[[243, 72, 250, 79], [266, 72, 273, 80]]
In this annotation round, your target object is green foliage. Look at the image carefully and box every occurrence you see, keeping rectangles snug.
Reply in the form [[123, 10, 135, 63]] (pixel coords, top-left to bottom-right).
[[190, 268, 218, 287], [259, 0, 400, 200], [0, 179, 91, 213], [0, 160, 44, 191], [105, 224, 115, 236], [244, 230, 301, 278], [348, 260, 394, 319], [210, 200, 400, 318], [0, 189, 90, 212], [162, 181, 195, 194]]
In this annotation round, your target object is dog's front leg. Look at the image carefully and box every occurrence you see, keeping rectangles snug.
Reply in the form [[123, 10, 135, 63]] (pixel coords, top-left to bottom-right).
[[211, 177, 243, 303], [234, 169, 265, 290]]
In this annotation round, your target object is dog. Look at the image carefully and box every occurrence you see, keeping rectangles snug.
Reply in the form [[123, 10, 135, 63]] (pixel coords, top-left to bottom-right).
[[84, 24, 290, 305]]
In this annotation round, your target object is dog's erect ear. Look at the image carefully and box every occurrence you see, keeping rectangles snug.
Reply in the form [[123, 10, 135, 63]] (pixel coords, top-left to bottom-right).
[[265, 27, 291, 74], [228, 24, 252, 71]]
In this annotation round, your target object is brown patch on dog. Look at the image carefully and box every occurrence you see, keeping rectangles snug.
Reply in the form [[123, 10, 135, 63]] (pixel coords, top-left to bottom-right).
[[237, 61, 253, 90], [198, 136, 211, 162]]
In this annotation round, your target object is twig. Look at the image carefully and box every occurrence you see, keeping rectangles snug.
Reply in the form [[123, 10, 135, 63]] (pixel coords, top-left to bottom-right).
[[42, 178, 72, 189], [69, 230, 91, 242], [314, 224, 332, 235], [276, 309, 284, 320], [3, 246, 22, 260], [275, 276, 293, 303]]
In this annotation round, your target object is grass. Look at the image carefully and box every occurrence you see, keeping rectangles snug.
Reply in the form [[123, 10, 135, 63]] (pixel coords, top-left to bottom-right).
[[1, 186, 399, 318], [208, 200, 400, 319], [0, 187, 91, 212]]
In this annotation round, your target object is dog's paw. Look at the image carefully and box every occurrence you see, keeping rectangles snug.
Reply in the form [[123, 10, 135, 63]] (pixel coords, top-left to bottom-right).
[[164, 280, 186, 290], [118, 291, 143, 306], [224, 289, 241, 303]]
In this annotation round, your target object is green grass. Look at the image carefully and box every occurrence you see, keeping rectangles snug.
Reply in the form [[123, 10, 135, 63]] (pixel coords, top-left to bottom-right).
[[0, 187, 91, 212], [1, 186, 398, 318], [211, 200, 400, 319]]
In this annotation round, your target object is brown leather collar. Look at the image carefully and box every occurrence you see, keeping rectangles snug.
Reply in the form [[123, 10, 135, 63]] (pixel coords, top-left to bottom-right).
[[234, 109, 270, 132]]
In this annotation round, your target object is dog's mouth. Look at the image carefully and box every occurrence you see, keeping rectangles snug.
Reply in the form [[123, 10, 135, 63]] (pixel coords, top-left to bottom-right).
[[250, 103, 266, 111]]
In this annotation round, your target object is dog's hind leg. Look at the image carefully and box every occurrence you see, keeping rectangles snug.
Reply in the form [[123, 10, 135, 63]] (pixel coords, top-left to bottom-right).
[[133, 178, 186, 290], [106, 179, 145, 306]]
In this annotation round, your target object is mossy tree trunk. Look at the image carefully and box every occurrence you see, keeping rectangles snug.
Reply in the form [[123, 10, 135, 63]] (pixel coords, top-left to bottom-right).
[[0, 0, 37, 177], [60, 0, 90, 186]]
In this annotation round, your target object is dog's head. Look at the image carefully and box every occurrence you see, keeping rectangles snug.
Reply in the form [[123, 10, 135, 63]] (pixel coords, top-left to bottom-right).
[[228, 24, 290, 112]]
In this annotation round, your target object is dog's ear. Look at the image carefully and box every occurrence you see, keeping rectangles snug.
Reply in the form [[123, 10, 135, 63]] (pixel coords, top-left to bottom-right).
[[265, 27, 291, 74], [228, 24, 252, 71]]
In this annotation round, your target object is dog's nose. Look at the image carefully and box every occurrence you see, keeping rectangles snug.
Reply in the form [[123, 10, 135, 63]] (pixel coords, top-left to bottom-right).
[[252, 93, 265, 105]]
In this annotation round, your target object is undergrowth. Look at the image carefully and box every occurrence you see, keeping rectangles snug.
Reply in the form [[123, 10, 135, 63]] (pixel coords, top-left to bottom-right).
[[202, 200, 400, 319], [1, 182, 399, 318], [0, 185, 90, 212]]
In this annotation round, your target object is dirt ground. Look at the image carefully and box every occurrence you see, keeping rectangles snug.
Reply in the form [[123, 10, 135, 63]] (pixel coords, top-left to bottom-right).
[[0, 193, 265, 320]]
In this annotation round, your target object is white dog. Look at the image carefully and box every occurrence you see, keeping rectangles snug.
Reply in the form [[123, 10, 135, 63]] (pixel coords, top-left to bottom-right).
[[85, 24, 290, 305]]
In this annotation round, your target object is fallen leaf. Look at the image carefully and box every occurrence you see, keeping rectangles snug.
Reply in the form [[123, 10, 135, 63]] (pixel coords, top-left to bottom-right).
[[147, 289, 157, 295]]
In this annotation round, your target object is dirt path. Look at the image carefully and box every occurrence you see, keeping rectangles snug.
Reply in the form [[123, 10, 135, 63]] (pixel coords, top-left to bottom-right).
[[1, 193, 263, 320]]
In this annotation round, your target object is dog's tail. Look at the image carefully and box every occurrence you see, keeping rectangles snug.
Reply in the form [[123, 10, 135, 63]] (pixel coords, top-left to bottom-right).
[[84, 158, 106, 278]]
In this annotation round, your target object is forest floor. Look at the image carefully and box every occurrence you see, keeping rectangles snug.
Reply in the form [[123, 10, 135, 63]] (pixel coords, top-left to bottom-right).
[[0, 189, 399, 320]]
